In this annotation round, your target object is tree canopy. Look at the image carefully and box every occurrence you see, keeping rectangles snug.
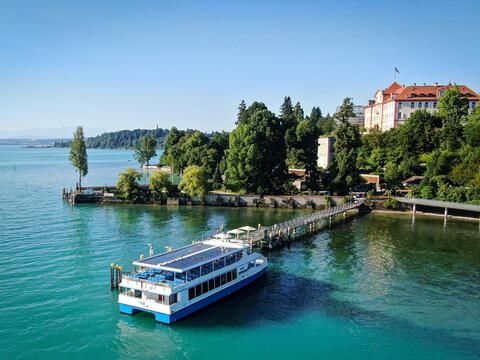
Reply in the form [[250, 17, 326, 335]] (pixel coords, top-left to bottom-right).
[[149, 171, 171, 199], [178, 165, 209, 199], [134, 134, 157, 167], [69, 126, 88, 189], [225, 102, 288, 194], [117, 168, 142, 200]]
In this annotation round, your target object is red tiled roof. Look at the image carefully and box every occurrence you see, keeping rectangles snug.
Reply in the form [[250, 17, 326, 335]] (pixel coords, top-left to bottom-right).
[[396, 84, 480, 101], [383, 81, 403, 96]]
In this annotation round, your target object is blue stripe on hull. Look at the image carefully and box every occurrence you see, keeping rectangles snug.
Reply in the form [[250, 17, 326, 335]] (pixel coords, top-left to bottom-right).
[[119, 268, 267, 324]]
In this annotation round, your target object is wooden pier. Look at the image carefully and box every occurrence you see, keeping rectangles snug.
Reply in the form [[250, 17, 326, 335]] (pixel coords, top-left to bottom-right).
[[249, 201, 362, 249]]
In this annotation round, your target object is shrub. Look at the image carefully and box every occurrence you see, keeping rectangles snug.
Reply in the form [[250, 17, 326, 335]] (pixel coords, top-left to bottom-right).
[[117, 168, 141, 200], [383, 198, 399, 209], [149, 171, 171, 200]]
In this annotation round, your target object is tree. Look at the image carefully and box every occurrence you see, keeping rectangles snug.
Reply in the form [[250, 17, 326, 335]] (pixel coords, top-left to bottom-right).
[[280, 97, 299, 167], [464, 106, 480, 147], [335, 97, 355, 123], [179, 165, 209, 200], [212, 163, 223, 190], [225, 102, 288, 194], [318, 113, 336, 134], [296, 111, 321, 188], [69, 126, 88, 189], [236, 100, 246, 124], [332, 98, 361, 194], [134, 134, 157, 169], [117, 168, 141, 200], [397, 110, 442, 157], [149, 171, 171, 199], [384, 161, 401, 189], [438, 88, 469, 151]]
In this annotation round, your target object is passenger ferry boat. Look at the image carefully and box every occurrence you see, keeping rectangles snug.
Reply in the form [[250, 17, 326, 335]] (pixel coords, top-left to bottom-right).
[[118, 233, 267, 324]]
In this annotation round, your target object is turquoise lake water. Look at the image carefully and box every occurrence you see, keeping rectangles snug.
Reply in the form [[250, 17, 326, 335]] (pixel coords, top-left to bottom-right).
[[0, 145, 479, 359]]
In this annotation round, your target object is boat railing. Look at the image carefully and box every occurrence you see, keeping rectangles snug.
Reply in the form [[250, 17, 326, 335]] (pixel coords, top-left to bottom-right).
[[122, 272, 176, 288]]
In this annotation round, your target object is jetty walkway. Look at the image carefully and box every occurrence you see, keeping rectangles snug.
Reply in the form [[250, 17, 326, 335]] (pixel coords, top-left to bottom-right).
[[249, 201, 362, 248]]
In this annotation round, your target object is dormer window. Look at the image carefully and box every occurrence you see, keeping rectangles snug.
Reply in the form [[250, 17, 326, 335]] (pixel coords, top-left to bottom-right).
[[438, 89, 445, 97]]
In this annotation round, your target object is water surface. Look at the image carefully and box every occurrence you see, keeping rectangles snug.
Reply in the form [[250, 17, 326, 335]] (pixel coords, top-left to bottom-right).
[[0, 146, 479, 359]]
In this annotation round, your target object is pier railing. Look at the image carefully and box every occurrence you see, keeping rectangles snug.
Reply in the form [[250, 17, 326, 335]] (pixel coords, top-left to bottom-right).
[[249, 201, 361, 242]]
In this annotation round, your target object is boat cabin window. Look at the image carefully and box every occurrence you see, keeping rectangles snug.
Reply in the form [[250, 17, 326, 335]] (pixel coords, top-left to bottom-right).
[[188, 269, 238, 300], [213, 258, 226, 271], [201, 262, 213, 275], [168, 293, 177, 305]]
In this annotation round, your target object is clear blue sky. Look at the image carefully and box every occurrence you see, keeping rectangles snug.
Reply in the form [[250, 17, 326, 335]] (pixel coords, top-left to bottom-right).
[[1, 0, 479, 135]]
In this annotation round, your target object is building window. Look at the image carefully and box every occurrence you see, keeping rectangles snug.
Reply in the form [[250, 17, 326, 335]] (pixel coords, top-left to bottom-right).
[[433, 102, 437, 108], [397, 112, 402, 119], [410, 102, 414, 109], [398, 102, 402, 109], [472, 101, 477, 109], [418, 102, 422, 108], [424, 102, 429, 108]]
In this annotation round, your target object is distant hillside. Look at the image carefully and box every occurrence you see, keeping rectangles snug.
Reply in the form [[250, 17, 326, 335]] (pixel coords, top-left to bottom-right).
[[54, 128, 169, 149]]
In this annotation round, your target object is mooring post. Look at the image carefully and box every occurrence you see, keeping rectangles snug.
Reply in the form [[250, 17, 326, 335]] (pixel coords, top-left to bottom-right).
[[117, 265, 122, 289], [444, 208, 448, 227], [110, 263, 115, 289]]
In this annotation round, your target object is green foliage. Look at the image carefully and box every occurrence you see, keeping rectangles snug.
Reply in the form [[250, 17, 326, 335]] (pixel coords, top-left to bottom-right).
[[438, 88, 469, 151], [425, 150, 457, 177], [236, 100, 246, 124], [69, 126, 88, 188], [335, 97, 355, 123], [383, 198, 400, 209], [464, 106, 480, 147], [318, 113, 336, 135], [384, 161, 401, 189], [342, 195, 353, 204], [225, 102, 288, 194], [332, 101, 361, 194], [134, 134, 157, 167], [117, 168, 141, 200], [179, 165, 209, 199], [57, 128, 168, 149], [396, 110, 442, 157], [161, 128, 229, 177], [212, 163, 223, 190], [149, 171, 171, 199], [324, 195, 333, 208]]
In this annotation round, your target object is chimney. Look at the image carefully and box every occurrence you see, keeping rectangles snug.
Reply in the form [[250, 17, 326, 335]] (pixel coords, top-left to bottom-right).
[[435, 82, 438, 86]]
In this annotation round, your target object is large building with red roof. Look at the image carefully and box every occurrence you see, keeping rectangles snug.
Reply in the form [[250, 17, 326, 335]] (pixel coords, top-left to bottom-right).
[[364, 82, 479, 132]]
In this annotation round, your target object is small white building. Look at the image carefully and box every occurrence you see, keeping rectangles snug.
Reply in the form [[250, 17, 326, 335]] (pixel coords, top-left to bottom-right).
[[317, 136, 335, 169]]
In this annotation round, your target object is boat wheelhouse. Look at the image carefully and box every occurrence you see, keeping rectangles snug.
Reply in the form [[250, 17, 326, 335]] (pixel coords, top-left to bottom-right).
[[118, 235, 267, 324]]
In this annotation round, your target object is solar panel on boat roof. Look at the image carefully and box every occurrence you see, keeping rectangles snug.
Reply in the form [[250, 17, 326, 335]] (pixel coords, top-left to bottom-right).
[[164, 246, 238, 271], [140, 243, 213, 266]]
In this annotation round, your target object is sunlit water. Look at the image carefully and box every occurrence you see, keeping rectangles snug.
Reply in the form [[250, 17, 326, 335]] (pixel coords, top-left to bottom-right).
[[0, 145, 479, 359]]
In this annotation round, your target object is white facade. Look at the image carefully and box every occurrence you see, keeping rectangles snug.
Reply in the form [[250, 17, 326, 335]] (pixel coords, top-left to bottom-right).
[[364, 82, 479, 132], [317, 136, 335, 169]]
